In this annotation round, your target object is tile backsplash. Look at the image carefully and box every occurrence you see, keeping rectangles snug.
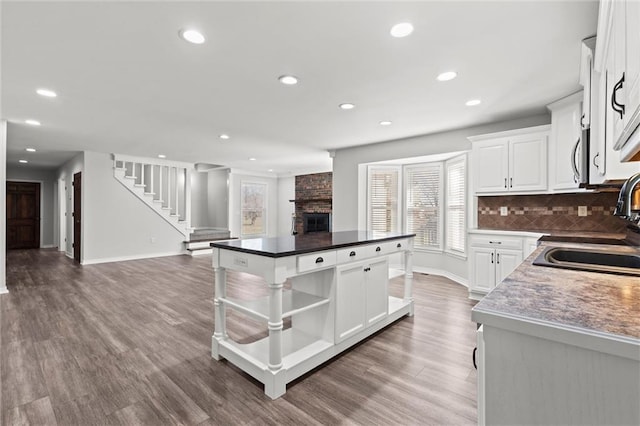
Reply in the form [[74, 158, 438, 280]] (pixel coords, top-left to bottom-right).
[[478, 193, 628, 233]]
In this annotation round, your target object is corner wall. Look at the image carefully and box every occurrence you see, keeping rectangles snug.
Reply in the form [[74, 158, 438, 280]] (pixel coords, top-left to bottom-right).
[[82, 151, 185, 264], [56, 152, 84, 258]]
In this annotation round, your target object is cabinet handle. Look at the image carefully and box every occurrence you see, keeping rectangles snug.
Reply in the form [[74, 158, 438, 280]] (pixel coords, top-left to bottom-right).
[[593, 152, 600, 170], [473, 347, 478, 370], [504, 178, 507, 189], [491, 253, 494, 264], [509, 177, 513, 188], [364, 267, 371, 272], [611, 72, 625, 120], [496, 253, 500, 264], [315, 257, 324, 264], [580, 113, 585, 128], [489, 241, 502, 245], [349, 251, 356, 257], [571, 138, 581, 183], [376, 246, 381, 252], [396, 243, 402, 248]]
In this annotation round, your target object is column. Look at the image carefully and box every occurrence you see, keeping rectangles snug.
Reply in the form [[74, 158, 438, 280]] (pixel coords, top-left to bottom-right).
[[212, 265, 227, 360], [267, 280, 284, 371]]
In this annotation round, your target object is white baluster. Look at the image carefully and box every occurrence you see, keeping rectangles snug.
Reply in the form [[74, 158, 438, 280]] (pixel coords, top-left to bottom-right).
[[175, 167, 179, 217], [159, 166, 163, 202], [184, 168, 191, 227], [149, 165, 154, 194], [140, 163, 145, 187]]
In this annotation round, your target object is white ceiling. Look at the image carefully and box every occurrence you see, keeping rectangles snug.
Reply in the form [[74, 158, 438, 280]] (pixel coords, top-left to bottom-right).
[[1, 1, 598, 176]]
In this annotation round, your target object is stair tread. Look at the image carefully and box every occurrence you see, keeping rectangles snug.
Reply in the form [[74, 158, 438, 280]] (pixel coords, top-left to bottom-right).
[[161, 207, 171, 210], [144, 192, 156, 195], [134, 184, 146, 187], [124, 176, 137, 179], [153, 200, 164, 203]]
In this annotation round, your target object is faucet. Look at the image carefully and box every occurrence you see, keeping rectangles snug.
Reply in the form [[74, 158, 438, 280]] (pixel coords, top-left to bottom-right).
[[614, 172, 640, 221]]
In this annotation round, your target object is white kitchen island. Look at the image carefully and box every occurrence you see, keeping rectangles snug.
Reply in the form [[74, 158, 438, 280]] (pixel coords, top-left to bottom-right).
[[210, 231, 415, 399]]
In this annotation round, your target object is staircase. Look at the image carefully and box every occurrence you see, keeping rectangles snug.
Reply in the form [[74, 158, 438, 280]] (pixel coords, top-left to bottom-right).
[[113, 154, 193, 238]]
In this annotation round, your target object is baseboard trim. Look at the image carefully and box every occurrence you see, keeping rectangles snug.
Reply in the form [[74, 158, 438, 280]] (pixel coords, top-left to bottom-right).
[[413, 266, 469, 288], [81, 251, 185, 265], [0, 287, 8, 295], [41, 244, 55, 249]]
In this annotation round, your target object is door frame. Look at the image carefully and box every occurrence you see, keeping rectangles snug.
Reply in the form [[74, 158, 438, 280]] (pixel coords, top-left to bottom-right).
[[6, 179, 44, 249], [57, 177, 66, 252], [73, 172, 81, 263]]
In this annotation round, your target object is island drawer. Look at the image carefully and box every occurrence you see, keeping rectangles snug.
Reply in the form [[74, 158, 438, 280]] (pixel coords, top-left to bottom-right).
[[297, 250, 337, 273], [470, 235, 522, 250], [337, 246, 373, 263]]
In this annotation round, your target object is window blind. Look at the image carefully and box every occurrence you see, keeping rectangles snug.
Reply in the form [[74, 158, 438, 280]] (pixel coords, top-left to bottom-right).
[[367, 166, 400, 232], [446, 156, 466, 254], [405, 164, 442, 249]]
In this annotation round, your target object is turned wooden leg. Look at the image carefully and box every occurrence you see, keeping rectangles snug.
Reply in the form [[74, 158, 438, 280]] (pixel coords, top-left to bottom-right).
[[267, 280, 284, 371], [404, 249, 414, 316], [212, 266, 226, 360]]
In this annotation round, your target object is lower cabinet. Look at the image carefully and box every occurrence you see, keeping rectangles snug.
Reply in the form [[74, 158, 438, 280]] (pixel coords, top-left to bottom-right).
[[335, 258, 388, 343], [468, 231, 543, 300]]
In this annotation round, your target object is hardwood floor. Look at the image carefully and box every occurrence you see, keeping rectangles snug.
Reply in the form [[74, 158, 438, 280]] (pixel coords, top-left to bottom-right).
[[1, 249, 478, 425]]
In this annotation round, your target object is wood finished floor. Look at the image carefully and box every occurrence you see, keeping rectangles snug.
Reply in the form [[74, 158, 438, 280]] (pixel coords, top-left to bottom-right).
[[1, 249, 478, 425]]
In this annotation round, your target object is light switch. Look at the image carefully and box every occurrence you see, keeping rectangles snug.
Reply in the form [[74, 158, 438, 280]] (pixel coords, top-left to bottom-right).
[[578, 206, 587, 217], [500, 206, 508, 216]]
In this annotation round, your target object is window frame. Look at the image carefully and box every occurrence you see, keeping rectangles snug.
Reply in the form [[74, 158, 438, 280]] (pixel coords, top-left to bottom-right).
[[366, 165, 402, 233], [444, 154, 467, 258], [403, 162, 444, 252], [240, 181, 268, 238]]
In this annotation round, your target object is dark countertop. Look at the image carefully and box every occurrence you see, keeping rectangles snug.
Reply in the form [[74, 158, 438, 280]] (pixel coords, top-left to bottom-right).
[[210, 231, 415, 258], [472, 241, 640, 341]]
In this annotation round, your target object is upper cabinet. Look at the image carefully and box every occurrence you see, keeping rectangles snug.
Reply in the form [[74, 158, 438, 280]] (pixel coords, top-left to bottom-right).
[[594, 0, 640, 163], [470, 125, 549, 195], [547, 92, 583, 191]]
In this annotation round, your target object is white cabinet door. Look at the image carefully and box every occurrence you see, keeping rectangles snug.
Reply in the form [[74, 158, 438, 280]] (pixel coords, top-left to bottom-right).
[[335, 263, 366, 343], [471, 248, 496, 294], [474, 140, 509, 193], [509, 134, 547, 192], [625, 0, 640, 130], [477, 325, 485, 426], [365, 259, 388, 327], [495, 249, 523, 284], [548, 97, 582, 191]]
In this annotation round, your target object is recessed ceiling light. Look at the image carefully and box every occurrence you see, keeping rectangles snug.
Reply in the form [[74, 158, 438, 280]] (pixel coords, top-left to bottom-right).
[[278, 75, 299, 85], [466, 99, 482, 106], [379, 121, 392, 126], [339, 103, 355, 110], [36, 88, 57, 98], [26, 148, 36, 152], [179, 29, 205, 44], [158, 154, 166, 159], [268, 169, 274, 172], [248, 157, 257, 161], [219, 134, 230, 140], [19, 160, 28, 164], [25, 119, 41, 126], [437, 71, 457, 82], [390, 22, 414, 38]]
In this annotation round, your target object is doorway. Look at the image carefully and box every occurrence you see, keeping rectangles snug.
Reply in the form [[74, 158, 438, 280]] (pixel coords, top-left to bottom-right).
[[6, 181, 41, 249], [73, 172, 81, 262]]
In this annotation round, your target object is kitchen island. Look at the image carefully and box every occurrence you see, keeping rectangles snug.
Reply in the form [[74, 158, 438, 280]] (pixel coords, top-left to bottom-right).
[[472, 240, 640, 425], [210, 231, 415, 399]]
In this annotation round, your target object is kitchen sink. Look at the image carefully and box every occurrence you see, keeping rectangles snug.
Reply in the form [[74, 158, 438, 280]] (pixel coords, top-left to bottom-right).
[[533, 247, 640, 276]]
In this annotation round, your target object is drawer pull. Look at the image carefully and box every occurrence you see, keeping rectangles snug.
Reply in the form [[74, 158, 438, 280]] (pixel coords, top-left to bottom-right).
[[364, 267, 371, 272], [315, 257, 324, 264], [396, 243, 402, 248], [376, 246, 381, 252], [489, 241, 502, 245], [349, 251, 356, 257]]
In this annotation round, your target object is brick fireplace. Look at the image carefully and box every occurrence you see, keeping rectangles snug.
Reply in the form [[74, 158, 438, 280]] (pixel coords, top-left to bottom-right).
[[292, 172, 332, 234]]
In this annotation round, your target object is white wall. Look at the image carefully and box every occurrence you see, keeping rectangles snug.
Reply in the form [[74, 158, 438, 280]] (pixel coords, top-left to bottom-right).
[[0, 120, 7, 293], [56, 152, 84, 258], [277, 176, 295, 236], [228, 171, 278, 238], [190, 171, 209, 228], [332, 113, 550, 284], [208, 169, 229, 229], [81, 151, 185, 264], [6, 166, 57, 248]]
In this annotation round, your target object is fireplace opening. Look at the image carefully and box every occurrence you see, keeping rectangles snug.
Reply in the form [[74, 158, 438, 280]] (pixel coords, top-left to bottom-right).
[[303, 213, 331, 233]]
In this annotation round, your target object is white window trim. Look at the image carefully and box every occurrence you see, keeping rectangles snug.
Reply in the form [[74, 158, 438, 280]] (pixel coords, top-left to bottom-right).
[[403, 162, 444, 251], [366, 165, 402, 233], [240, 180, 268, 238], [444, 154, 467, 258]]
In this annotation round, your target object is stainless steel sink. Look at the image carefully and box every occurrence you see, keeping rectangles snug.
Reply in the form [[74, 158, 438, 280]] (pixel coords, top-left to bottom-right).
[[533, 247, 640, 276]]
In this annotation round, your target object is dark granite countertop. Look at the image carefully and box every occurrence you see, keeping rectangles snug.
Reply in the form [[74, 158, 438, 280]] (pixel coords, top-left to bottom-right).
[[472, 241, 640, 341], [210, 231, 415, 258]]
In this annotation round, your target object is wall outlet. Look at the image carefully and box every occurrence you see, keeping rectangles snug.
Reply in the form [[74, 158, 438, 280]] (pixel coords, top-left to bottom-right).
[[578, 206, 588, 217], [150, 237, 156, 243], [500, 206, 508, 216]]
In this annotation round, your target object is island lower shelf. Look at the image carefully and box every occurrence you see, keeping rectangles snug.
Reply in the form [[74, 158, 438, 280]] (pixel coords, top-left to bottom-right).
[[210, 232, 415, 399]]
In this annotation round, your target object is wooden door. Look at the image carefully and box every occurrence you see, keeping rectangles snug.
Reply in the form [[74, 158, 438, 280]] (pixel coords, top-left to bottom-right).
[[6, 181, 41, 249], [73, 172, 81, 262]]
